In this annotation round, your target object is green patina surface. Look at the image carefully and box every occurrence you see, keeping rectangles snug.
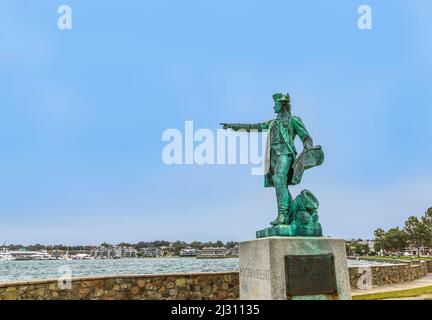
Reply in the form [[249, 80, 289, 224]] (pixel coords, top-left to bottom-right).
[[221, 93, 324, 238]]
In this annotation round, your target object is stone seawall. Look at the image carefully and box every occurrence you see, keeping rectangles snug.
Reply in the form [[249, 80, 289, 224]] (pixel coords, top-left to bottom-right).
[[0, 272, 239, 300], [349, 261, 428, 289], [0, 262, 430, 299], [427, 261, 432, 273]]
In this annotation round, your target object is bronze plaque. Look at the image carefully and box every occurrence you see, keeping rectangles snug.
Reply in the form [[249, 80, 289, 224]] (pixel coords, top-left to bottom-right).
[[285, 254, 337, 296]]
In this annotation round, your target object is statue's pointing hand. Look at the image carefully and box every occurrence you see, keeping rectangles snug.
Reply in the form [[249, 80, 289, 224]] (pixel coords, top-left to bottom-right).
[[220, 123, 233, 130]]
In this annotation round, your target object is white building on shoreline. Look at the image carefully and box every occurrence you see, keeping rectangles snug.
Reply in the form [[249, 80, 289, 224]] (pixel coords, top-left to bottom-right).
[[91, 246, 137, 259], [142, 247, 162, 257], [179, 247, 200, 257]]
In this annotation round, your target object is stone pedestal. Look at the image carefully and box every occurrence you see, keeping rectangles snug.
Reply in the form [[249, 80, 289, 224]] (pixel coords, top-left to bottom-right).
[[239, 237, 352, 300]]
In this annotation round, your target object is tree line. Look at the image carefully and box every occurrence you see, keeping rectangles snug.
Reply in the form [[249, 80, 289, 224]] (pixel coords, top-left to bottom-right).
[[374, 208, 432, 257], [2, 240, 239, 254]]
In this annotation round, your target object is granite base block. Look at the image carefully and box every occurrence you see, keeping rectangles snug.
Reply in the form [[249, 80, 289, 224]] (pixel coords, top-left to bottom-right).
[[239, 237, 352, 300]]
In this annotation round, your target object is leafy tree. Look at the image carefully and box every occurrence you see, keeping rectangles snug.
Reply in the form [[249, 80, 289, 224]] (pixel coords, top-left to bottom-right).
[[384, 227, 408, 254], [353, 242, 369, 256], [100, 242, 112, 247], [421, 208, 432, 246], [404, 216, 430, 257], [203, 241, 214, 248], [28, 244, 46, 251], [53, 244, 67, 250], [172, 241, 188, 253], [215, 240, 224, 247], [117, 242, 133, 247], [345, 241, 352, 256], [226, 241, 239, 248], [190, 241, 203, 249], [373, 228, 386, 253], [136, 241, 150, 249], [152, 240, 171, 248]]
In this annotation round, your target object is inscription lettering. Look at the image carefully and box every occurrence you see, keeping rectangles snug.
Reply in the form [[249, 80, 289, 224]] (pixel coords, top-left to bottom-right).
[[239, 267, 271, 280]]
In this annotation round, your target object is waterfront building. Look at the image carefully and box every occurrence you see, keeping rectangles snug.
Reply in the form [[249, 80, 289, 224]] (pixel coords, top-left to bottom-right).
[[404, 245, 432, 257], [142, 247, 162, 257], [345, 239, 376, 256], [159, 245, 175, 256], [357, 240, 375, 253], [197, 247, 227, 259], [179, 247, 200, 257], [91, 246, 137, 259], [113, 247, 138, 258]]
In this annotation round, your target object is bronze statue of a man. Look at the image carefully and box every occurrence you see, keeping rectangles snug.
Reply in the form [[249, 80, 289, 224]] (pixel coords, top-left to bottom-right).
[[221, 93, 324, 237]]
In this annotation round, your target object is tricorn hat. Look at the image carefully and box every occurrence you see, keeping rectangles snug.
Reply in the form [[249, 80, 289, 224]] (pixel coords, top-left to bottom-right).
[[272, 93, 291, 103]]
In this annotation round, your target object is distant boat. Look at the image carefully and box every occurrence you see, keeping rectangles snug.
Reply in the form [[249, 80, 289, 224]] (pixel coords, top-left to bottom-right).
[[59, 250, 72, 260], [0, 248, 16, 261], [8, 249, 55, 261], [72, 253, 94, 260]]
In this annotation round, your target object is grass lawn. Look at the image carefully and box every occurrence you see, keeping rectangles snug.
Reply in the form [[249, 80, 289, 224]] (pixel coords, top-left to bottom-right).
[[353, 286, 432, 300]]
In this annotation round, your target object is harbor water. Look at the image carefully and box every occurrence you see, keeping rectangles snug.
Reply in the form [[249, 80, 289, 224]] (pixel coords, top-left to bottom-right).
[[0, 258, 392, 283]]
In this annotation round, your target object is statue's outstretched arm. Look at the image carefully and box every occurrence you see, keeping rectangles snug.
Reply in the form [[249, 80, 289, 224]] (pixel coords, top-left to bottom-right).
[[220, 121, 270, 132]]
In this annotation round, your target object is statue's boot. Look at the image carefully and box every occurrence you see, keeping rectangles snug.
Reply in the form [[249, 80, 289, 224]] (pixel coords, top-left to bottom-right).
[[270, 175, 291, 226]]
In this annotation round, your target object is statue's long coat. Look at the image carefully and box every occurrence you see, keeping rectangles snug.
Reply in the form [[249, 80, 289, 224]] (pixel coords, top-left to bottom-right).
[[257, 116, 311, 187]]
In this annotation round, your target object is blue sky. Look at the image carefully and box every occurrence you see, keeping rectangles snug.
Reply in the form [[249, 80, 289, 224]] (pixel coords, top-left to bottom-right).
[[0, 0, 431, 245]]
